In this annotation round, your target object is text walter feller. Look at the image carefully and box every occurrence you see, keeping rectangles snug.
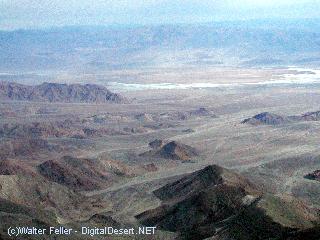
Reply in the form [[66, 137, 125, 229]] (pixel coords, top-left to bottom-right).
[[7, 226, 157, 237]]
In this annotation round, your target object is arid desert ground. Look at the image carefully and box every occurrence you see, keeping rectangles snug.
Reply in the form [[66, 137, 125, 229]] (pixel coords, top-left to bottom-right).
[[0, 66, 320, 239]]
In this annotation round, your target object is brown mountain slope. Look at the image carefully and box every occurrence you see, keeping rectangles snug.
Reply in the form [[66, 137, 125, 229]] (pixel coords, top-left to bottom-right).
[[0, 174, 107, 222], [37, 156, 137, 191], [0, 197, 100, 240], [0, 160, 34, 175], [0, 197, 58, 240], [136, 165, 318, 240], [0, 82, 127, 103], [0, 137, 55, 160]]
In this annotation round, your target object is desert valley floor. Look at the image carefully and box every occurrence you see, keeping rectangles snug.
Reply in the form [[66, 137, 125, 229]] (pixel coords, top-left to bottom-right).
[[0, 67, 320, 239]]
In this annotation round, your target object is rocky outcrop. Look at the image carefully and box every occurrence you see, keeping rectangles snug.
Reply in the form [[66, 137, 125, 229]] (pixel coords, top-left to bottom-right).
[[158, 141, 199, 160], [304, 170, 320, 181], [243, 110, 320, 126], [242, 112, 290, 125], [148, 139, 164, 149], [188, 107, 217, 118], [141, 141, 199, 161]]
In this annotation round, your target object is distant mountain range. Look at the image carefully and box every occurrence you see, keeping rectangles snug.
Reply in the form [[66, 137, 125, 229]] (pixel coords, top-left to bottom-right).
[[0, 19, 319, 71], [0, 82, 127, 103]]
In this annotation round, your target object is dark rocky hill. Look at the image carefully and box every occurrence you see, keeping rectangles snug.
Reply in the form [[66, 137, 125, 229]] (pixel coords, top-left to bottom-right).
[[0, 82, 127, 103], [243, 110, 320, 126], [188, 107, 217, 118], [137, 165, 317, 240], [158, 141, 199, 160], [141, 141, 199, 161], [242, 112, 290, 125]]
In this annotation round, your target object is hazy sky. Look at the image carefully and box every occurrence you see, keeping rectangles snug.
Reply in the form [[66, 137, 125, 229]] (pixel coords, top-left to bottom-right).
[[0, 0, 319, 30]]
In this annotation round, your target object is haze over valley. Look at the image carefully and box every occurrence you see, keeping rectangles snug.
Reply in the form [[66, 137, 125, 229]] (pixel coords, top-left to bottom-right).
[[0, 2, 320, 239]]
